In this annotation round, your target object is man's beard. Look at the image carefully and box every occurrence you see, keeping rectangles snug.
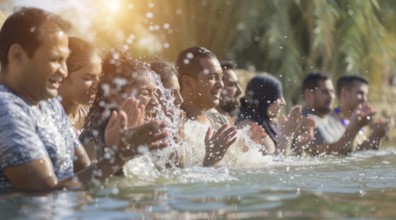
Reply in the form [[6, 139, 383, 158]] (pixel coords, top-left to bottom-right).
[[219, 99, 240, 114], [316, 105, 332, 116]]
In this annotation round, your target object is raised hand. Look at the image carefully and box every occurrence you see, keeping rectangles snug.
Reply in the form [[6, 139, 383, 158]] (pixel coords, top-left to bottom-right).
[[203, 124, 237, 167], [249, 122, 268, 145], [280, 105, 302, 135], [118, 120, 169, 159], [295, 116, 316, 146], [104, 107, 169, 163], [370, 118, 395, 140], [350, 103, 375, 129], [120, 97, 145, 128]]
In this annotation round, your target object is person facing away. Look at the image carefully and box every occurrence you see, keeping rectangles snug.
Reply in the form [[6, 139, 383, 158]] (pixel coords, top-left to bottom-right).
[[175, 46, 237, 167], [236, 74, 315, 156], [301, 71, 375, 156], [0, 7, 168, 192], [80, 49, 162, 162], [58, 36, 102, 132], [215, 60, 243, 124], [335, 75, 394, 150]]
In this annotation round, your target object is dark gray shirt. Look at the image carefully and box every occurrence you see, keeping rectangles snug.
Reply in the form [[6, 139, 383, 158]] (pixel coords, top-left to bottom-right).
[[302, 108, 345, 147]]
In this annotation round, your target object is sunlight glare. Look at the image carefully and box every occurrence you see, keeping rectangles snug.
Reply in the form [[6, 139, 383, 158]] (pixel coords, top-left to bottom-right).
[[108, 1, 120, 13]]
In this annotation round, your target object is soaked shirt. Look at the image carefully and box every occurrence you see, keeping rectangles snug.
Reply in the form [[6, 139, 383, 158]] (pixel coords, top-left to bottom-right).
[[302, 107, 345, 147], [0, 85, 80, 190]]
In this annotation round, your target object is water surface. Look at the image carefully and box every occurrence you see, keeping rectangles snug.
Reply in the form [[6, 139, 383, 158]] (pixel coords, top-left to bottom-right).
[[1, 149, 395, 219]]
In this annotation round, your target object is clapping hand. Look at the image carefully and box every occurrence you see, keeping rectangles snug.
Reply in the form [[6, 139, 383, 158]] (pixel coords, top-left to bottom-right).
[[203, 124, 237, 167]]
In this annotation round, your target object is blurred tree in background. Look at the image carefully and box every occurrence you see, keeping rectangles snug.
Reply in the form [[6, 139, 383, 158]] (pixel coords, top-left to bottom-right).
[[1, 0, 395, 104]]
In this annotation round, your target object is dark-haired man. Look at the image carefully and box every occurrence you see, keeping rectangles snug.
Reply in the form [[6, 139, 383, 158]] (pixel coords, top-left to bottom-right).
[[335, 75, 393, 150], [0, 7, 168, 191], [176, 47, 237, 167], [300, 72, 374, 155], [215, 60, 243, 124]]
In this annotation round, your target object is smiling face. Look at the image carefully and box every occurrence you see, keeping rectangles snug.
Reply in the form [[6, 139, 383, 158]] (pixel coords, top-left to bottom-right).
[[110, 71, 159, 118], [189, 57, 224, 110], [219, 69, 242, 113], [134, 73, 159, 118], [19, 22, 69, 103], [60, 55, 101, 105], [341, 80, 369, 112]]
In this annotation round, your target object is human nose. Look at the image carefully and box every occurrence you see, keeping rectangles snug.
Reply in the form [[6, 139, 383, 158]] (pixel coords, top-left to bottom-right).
[[236, 83, 242, 97], [92, 76, 99, 89], [216, 78, 224, 89], [362, 94, 368, 103], [150, 91, 160, 106], [60, 61, 68, 78], [174, 90, 184, 106]]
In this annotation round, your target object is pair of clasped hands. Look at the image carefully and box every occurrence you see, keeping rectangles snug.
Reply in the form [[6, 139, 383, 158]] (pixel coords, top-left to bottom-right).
[[103, 97, 169, 163]]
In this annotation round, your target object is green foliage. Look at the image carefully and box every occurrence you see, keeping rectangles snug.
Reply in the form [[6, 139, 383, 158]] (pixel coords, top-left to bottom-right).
[[4, 0, 390, 104]]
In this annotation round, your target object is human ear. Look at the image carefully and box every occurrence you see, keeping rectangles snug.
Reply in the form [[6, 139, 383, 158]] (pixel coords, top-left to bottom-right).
[[303, 89, 313, 102], [182, 75, 194, 89], [8, 44, 26, 66]]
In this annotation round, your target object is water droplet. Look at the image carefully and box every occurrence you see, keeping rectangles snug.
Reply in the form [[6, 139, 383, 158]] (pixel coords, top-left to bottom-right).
[[163, 23, 170, 29], [186, 52, 194, 59], [146, 12, 154, 19], [236, 22, 245, 31]]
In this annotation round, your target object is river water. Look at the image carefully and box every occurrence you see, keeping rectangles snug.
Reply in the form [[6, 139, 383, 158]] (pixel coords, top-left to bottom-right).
[[1, 148, 395, 219]]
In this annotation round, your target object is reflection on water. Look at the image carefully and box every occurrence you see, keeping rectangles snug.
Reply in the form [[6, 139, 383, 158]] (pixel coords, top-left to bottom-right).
[[1, 149, 396, 219]]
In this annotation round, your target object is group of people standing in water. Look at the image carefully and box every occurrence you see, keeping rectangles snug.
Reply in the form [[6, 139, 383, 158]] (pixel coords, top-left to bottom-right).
[[0, 7, 393, 192]]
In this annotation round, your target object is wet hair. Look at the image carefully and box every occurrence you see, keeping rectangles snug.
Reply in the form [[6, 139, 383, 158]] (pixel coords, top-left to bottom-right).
[[66, 36, 100, 74], [237, 74, 283, 145], [301, 71, 330, 94], [336, 75, 368, 98], [175, 46, 218, 89], [0, 7, 72, 71], [150, 61, 178, 88], [220, 60, 236, 71], [80, 49, 151, 159]]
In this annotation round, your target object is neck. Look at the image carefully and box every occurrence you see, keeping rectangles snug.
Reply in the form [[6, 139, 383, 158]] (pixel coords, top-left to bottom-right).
[[215, 106, 228, 115], [305, 105, 327, 118], [338, 104, 353, 119], [181, 101, 209, 124], [0, 71, 40, 106], [61, 97, 80, 117]]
